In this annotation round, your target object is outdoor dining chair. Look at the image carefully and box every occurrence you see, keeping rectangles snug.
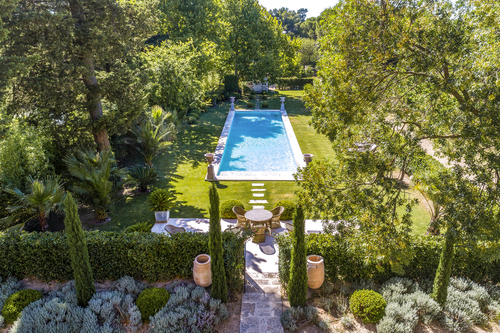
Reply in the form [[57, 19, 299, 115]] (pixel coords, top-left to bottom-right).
[[232, 206, 249, 228], [269, 206, 285, 229]]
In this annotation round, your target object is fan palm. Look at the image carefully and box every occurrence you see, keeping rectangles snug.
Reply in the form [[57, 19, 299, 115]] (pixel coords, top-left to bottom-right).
[[127, 164, 159, 192], [3, 176, 65, 232], [64, 150, 127, 221]]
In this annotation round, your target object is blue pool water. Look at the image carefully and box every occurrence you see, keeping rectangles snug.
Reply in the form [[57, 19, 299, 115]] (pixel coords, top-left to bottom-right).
[[217, 111, 297, 174]]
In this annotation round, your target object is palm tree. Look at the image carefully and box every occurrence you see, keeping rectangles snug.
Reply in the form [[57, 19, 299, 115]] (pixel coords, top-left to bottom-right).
[[64, 150, 127, 221], [3, 176, 65, 231], [132, 119, 174, 166]]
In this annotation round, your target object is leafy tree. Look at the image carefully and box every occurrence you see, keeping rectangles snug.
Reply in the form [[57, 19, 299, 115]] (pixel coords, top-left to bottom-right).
[[297, 17, 320, 40], [209, 182, 227, 303], [269, 7, 307, 36], [0, 0, 157, 152], [288, 205, 307, 307], [63, 193, 95, 306], [64, 150, 127, 221], [302, 0, 500, 306], [0, 120, 54, 189], [298, 38, 319, 68], [3, 176, 65, 231], [225, 0, 296, 82]]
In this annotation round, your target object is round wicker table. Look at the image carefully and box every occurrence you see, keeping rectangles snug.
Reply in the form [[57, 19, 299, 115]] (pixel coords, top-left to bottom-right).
[[245, 209, 272, 243]]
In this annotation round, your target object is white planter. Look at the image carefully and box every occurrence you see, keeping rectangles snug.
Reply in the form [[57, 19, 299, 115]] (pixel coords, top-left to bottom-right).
[[155, 211, 170, 223]]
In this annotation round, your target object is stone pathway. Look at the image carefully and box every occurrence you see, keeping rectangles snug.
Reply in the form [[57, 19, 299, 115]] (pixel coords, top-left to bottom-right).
[[255, 98, 260, 110], [240, 182, 284, 332]]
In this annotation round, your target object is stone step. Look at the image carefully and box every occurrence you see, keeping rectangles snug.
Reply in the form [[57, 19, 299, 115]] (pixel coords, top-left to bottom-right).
[[253, 205, 265, 209], [252, 183, 265, 186], [253, 193, 265, 197], [240, 292, 283, 333], [249, 200, 268, 204], [251, 189, 266, 192]]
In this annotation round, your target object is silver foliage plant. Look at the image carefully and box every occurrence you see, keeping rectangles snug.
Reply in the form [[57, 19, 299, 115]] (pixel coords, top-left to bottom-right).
[[0, 277, 21, 327], [10, 277, 143, 333], [149, 282, 228, 333]]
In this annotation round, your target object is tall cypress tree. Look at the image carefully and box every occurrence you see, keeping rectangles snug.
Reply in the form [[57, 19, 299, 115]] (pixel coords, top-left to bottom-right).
[[208, 183, 227, 303], [288, 205, 307, 307], [63, 193, 95, 306]]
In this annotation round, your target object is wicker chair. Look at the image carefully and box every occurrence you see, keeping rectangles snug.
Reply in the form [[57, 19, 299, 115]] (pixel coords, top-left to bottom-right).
[[269, 206, 285, 229], [232, 206, 248, 228]]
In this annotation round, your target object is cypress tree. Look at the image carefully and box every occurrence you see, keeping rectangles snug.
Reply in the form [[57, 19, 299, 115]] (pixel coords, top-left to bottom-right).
[[63, 193, 95, 306], [431, 231, 456, 306], [288, 205, 307, 307], [209, 183, 227, 302]]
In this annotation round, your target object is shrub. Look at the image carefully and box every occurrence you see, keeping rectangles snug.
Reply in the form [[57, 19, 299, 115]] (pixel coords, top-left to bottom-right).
[[2, 289, 43, 324], [231, 93, 241, 99], [0, 277, 20, 326], [189, 112, 200, 120], [246, 102, 254, 108], [149, 283, 228, 333], [277, 77, 314, 90], [112, 276, 146, 298], [148, 188, 176, 212], [128, 164, 159, 192], [187, 116, 196, 124], [340, 315, 354, 328], [261, 95, 268, 100], [280, 306, 327, 331], [261, 101, 269, 108], [124, 222, 153, 233], [0, 231, 246, 288], [349, 289, 386, 323], [220, 200, 245, 219], [274, 200, 295, 220], [376, 302, 418, 333], [137, 288, 170, 322], [248, 95, 255, 100]]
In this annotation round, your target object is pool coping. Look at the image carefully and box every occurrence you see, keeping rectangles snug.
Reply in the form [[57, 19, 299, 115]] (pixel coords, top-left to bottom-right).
[[209, 109, 305, 181]]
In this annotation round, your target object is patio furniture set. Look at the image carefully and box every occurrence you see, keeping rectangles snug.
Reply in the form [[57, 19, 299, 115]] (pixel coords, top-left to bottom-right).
[[233, 206, 286, 243]]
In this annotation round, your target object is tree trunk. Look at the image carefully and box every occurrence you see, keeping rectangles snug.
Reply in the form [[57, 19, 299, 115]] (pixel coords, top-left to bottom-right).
[[431, 231, 456, 306], [69, 0, 111, 152], [39, 212, 49, 232]]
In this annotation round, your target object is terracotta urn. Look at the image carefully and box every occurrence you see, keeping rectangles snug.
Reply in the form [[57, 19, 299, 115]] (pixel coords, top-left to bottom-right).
[[193, 254, 212, 287], [307, 255, 324, 289]]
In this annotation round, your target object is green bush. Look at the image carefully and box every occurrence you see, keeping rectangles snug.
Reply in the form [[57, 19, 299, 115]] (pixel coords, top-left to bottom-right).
[[246, 102, 254, 108], [276, 233, 500, 291], [231, 93, 241, 99], [274, 200, 295, 220], [148, 188, 176, 212], [261, 101, 269, 108], [261, 95, 268, 100], [0, 231, 246, 289], [350, 289, 386, 324], [277, 78, 314, 90], [2, 289, 43, 324], [220, 200, 245, 219], [248, 95, 255, 100], [124, 222, 153, 233], [187, 116, 196, 124], [224, 75, 239, 94], [136, 287, 170, 322], [189, 109, 201, 116]]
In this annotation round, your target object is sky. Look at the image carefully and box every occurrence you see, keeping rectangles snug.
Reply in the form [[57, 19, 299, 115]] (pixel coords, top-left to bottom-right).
[[258, 0, 338, 18]]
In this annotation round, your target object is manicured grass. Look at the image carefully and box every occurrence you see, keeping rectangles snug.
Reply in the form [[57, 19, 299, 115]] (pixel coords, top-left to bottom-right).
[[98, 90, 430, 235]]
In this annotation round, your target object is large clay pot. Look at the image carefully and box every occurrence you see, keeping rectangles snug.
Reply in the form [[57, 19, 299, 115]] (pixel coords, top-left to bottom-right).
[[193, 254, 212, 287], [307, 255, 324, 289]]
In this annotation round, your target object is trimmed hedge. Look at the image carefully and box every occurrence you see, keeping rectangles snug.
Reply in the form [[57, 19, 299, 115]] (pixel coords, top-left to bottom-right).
[[274, 200, 295, 220], [220, 200, 245, 219], [0, 231, 246, 290], [277, 78, 314, 90], [277, 233, 500, 289], [350, 290, 386, 324], [136, 288, 170, 322]]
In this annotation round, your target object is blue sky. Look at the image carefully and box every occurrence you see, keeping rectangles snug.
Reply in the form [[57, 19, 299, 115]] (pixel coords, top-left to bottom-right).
[[258, 0, 338, 18]]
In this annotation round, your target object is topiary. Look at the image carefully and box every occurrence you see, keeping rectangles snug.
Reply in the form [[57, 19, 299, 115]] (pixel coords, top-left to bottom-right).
[[246, 102, 254, 108], [2, 289, 43, 324], [136, 288, 170, 322], [220, 200, 245, 219], [262, 101, 269, 108], [274, 200, 296, 220], [350, 289, 386, 324], [248, 95, 255, 100], [261, 95, 268, 100], [148, 188, 176, 212]]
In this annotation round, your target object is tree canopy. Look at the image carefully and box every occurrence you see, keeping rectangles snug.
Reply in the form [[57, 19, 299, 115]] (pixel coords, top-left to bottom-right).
[[301, 0, 500, 302]]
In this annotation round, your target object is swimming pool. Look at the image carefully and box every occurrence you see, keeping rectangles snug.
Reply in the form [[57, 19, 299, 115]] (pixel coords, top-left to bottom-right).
[[213, 110, 304, 180]]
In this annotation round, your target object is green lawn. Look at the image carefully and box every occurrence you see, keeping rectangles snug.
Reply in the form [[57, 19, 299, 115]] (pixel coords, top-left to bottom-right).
[[96, 90, 431, 235]]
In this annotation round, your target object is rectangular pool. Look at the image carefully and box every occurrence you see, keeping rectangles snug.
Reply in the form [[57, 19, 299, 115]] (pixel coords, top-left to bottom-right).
[[213, 110, 304, 180]]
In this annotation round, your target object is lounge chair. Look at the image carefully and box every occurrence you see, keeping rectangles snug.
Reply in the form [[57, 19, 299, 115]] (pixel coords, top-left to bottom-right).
[[269, 206, 285, 229], [232, 206, 249, 228], [165, 224, 186, 235]]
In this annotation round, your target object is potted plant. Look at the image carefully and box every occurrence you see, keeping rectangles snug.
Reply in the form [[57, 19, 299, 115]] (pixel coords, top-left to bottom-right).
[[148, 188, 176, 223]]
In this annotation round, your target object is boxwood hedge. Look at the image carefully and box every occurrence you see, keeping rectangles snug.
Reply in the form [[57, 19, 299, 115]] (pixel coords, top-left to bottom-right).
[[0, 231, 245, 290], [277, 233, 500, 289]]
